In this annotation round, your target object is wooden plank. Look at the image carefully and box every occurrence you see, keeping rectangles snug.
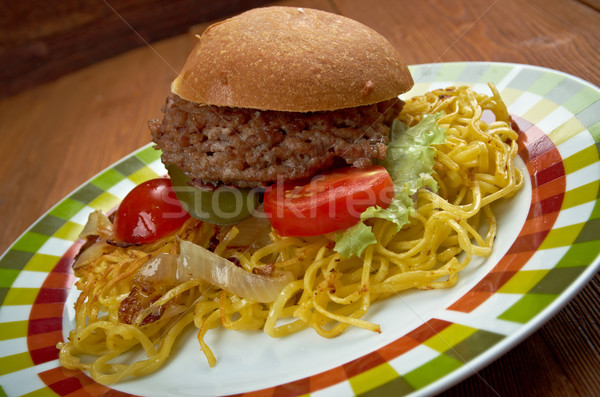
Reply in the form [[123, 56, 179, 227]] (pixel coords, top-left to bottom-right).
[[334, 0, 600, 86], [0, 0, 275, 99]]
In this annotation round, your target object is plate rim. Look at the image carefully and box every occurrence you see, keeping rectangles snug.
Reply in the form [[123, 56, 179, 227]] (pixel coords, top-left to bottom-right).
[[0, 61, 599, 397]]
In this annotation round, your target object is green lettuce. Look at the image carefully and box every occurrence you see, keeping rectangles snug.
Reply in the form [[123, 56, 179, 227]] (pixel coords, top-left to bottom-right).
[[334, 113, 446, 258]]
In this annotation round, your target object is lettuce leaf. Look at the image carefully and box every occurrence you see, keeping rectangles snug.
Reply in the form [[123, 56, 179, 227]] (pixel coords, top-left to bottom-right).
[[334, 113, 446, 258]]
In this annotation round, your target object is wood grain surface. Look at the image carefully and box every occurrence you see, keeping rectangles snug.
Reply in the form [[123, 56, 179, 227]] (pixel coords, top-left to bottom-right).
[[0, 0, 598, 395]]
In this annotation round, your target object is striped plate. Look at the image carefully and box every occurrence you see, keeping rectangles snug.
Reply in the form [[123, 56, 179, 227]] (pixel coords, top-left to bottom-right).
[[0, 62, 598, 397]]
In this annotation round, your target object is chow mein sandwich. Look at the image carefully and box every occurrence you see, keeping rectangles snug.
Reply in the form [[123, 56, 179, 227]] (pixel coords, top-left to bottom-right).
[[58, 6, 523, 383]]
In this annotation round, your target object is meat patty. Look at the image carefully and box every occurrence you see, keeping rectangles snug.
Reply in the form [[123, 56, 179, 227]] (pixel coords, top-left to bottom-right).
[[149, 95, 402, 188]]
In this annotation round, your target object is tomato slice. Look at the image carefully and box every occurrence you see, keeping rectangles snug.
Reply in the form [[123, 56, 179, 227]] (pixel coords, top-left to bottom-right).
[[263, 166, 394, 237], [113, 178, 190, 244]]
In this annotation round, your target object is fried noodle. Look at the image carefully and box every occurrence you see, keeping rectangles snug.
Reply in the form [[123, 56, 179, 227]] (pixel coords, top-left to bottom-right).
[[58, 85, 523, 383]]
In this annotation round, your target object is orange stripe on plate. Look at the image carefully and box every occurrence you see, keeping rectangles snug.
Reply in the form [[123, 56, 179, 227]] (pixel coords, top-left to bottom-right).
[[378, 335, 421, 361], [528, 147, 563, 175], [29, 303, 65, 320], [310, 365, 348, 392], [28, 330, 63, 350], [38, 366, 80, 387], [344, 350, 386, 378], [80, 382, 134, 397], [447, 290, 495, 312], [520, 212, 560, 235], [531, 177, 566, 205], [238, 388, 275, 397], [42, 272, 76, 289]]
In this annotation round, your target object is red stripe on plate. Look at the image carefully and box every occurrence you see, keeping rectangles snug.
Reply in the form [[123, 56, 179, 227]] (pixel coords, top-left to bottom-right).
[[534, 162, 566, 187], [29, 317, 62, 335], [30, 345, 59, 365], [38, 366, 136, 397], [35, 288, 70, 304], [53, 242, 81, 273], [29, 302, 65, 320], [506, 230, 552, 254], [527, 193, 564, 219]]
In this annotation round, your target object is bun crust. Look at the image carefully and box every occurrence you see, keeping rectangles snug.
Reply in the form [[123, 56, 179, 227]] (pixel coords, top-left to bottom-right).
[[171, 6, 413, 112]]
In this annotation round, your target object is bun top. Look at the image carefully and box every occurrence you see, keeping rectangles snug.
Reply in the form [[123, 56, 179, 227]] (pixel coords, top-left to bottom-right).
[[171, 6, 413, 112]]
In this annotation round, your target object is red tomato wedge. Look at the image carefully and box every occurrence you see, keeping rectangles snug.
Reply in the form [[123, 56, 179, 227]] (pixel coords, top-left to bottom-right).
[[114, 178, 190, 244], [263, 166, 394, 237]]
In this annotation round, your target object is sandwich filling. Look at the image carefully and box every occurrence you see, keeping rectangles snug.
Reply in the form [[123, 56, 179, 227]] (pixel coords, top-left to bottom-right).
[[150, 94, 403, 188]]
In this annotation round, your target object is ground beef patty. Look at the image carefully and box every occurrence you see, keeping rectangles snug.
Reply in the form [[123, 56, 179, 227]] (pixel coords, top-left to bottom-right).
[[149, 95, 402, 188]]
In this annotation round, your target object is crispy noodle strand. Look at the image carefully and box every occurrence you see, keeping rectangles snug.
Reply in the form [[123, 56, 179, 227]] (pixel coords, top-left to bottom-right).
[[58, 85, 523, 383]]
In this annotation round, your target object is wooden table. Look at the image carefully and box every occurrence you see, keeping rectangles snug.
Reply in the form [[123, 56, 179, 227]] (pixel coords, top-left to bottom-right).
[[1, 0, 599, 395]]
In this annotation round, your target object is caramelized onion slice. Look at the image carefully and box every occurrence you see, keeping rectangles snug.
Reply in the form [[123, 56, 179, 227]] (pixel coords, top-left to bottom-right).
[[229, 208, 272, 248], [79, 210, 114, 240], [178, 240, 293, 303], [72, 240, 113, 269], [134, 253, 179, 285]]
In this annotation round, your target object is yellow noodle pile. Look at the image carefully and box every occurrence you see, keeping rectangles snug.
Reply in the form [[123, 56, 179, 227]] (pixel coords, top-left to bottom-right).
[[58, 85, 523, 384]]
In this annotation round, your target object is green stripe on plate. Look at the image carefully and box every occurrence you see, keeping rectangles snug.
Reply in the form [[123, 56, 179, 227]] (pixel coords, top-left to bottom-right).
[[562, 85, 600, 114], [588, 120, 600, 142], [88, 191, 121, 212], [435, 63, 468, 83], [545, 76, 591, 106], [0, 268, 19, 288], [498, 87, 526, 108], [359, 376, 414, 396], [2, 288, 39, 305], [498, 293, 558, 323], [0, 320, 27, 340], [562, 181, 599, 210], [30, 215, 66, 237], [12, 233, 50, 254], [539, 223, 585, 249], [574, 217, 600, 244], [505, 67, 544, 91], [403, 354, 463, 390], [24, 254, 59, 273], [113, 156, 146, 177], [128, 166, 161, 185], [53, 221, 84, 242], [522, 98, 559, 125], [91, 168, 126, 191], [562, 145, 600, 174], [556, 240, 600, 268], [476, 63, 514, 85], [549, 117, 587, 147], [445, 329, 505, 363], [497, 270, 549, 294], [70, 183, 104, 205], [0, 352, 33, 376], [531, 267, 588, 294], [528, 71, 566, 97], [135, 144, 162, 165], [0, 250, 34, 271], [350, 362, 398, 395], [48, 198, 87, 221], [423, 323, 477, 353], [22, 387, 60, 397]]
